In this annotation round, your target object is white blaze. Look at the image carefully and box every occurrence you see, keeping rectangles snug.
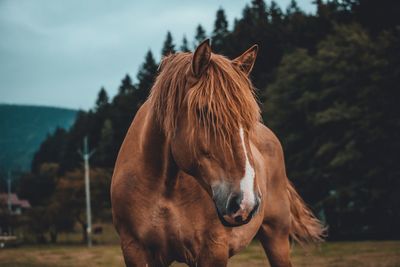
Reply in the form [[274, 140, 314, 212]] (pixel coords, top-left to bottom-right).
[[239, 127, 255, 209]]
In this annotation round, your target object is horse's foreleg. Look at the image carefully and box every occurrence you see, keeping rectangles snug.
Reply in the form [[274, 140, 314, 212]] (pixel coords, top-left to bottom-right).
[[120, 237, 149, 267], [257, 224, 292, 267]]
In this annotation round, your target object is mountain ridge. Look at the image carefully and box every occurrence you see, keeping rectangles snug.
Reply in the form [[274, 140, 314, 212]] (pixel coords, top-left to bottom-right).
[[0, 104, 77, 171]]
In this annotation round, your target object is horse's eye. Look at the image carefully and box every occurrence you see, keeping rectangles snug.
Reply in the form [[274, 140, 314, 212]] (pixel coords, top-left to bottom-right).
[[203, 151, 212, 159], [196, 106, 211, 118]]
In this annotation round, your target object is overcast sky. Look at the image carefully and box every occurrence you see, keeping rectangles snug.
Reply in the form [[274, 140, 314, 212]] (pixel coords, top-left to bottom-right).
[[0, 0, 315, 110]]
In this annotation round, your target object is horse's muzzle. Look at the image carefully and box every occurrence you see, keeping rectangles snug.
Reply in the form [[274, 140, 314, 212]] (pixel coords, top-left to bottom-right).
[[212, 186, 261, 227]]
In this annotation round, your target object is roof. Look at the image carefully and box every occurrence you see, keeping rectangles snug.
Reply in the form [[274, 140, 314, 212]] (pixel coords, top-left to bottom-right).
[[0, 193, 31, 208]]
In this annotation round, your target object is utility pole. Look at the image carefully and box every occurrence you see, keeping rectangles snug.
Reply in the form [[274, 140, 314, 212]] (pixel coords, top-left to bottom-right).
[[79, 136, 94, 248], [7, 170, 12, 212]]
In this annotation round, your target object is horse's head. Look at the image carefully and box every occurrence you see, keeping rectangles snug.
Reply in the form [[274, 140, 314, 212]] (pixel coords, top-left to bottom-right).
[[152, 40, 261, 227]]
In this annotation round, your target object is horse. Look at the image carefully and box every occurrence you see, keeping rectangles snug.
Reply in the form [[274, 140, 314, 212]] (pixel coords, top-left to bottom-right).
[[111, 39, 325, 267]]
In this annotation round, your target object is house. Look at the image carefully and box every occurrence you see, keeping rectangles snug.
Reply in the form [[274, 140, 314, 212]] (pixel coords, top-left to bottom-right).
[[0, 193, 31, 215]]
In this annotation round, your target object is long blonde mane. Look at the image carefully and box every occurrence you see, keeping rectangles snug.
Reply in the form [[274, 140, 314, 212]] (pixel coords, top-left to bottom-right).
[[149, 52, 261, 149]]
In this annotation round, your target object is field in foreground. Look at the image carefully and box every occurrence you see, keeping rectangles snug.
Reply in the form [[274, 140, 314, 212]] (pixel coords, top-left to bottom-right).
[[0, 241, 399, 267]]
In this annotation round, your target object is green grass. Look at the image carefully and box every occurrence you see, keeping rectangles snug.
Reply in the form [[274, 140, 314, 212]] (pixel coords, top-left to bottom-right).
[[0, 241, 399, 267]]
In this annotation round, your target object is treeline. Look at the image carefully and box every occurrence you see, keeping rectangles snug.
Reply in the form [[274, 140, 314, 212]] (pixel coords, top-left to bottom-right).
[[15, 0, 400, 242]]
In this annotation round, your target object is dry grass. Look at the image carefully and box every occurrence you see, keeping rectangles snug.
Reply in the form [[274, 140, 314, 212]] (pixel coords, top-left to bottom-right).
[[228, 240, 400, 267], [0, 241, 399, 267], [0, 245, 124, 267]]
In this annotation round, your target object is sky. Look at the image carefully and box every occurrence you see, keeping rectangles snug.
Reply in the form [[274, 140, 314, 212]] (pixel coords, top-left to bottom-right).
[[0, 0, 315, 110]]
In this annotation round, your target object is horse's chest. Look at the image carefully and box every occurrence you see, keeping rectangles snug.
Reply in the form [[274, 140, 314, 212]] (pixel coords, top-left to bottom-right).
[[131, 184, 262, 262], [140, 206, 260, 263], [228, 213, 263, 254], [137, 203, 202, 261]]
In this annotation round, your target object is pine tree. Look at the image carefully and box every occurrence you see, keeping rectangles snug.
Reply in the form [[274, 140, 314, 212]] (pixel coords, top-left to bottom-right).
[[137, 50, 158, 101], [194, 24, 207, 48], [251, 0, 268, 22], [240, 5, 254, 27], [118, 74, 135, 95], [97, 119, 114, 166], [286, 0, 301, 15], [233, 4, 258, 39], [180, 35, 190, 52], [95, 87, 109, 109], [161, 31, 176, 56], [111, 75, 139, 151], [269, 1, 283, 24], [212, 8, 229, 53]]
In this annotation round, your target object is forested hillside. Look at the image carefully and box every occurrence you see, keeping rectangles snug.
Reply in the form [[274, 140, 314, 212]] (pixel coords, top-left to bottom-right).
[[0, 104, 77, 171], [18, 0, 400, 241]]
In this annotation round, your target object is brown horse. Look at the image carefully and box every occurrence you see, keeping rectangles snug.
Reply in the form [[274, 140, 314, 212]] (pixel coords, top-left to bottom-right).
[[111, 39, 324, 267]]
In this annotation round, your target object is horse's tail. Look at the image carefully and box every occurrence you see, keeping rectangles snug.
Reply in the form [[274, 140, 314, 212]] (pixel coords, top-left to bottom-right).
[[287, 180, 326, 244]]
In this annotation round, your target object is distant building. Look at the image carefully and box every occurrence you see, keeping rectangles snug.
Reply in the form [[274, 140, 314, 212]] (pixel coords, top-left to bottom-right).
[[0, 193, 31, 215]]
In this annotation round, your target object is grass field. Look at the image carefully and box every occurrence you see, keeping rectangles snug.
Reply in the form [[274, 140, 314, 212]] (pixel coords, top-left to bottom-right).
[[0, 240, 399, 267]]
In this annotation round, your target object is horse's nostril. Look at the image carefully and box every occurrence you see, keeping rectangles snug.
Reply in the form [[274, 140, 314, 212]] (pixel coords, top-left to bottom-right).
[[227, 195, 241, 214], [234, 215, 243, 223]]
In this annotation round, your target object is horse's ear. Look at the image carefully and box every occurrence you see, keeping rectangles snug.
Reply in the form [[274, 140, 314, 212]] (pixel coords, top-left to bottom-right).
[[192, 39, 211, 78], [233, 44, 258, 75]]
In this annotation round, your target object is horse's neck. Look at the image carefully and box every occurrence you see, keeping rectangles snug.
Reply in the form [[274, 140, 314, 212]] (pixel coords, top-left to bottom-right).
[[138, 108, 179, 192]]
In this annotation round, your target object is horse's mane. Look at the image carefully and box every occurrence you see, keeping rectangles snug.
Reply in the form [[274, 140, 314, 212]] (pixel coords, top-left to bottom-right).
[[148, 52, 260, 150]]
